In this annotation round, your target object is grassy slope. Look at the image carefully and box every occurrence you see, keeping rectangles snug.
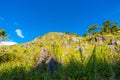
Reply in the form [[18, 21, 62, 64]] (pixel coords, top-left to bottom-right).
[[0, 32, 120, 80]]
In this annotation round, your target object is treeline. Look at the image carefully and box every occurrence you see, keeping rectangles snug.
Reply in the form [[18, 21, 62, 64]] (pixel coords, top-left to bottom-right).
[[87, 20, 120, 35]]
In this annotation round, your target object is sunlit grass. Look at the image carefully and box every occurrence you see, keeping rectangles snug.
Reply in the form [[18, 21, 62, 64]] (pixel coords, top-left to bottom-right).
[[0, 32, 120, 80]]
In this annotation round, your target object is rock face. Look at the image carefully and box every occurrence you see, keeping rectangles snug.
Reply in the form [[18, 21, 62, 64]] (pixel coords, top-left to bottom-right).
[[35, 48, 58, 73], [72, 37, 79, 42], [109, 39, 120, 46], [94, 36, 106, 42], [116, 40, 120, 45], [108, 38, 120, 52], [46, 56, 58, 73], [109, 45, 120, 53], [109, 38, 116, 45], [75, 46, 85, 52]]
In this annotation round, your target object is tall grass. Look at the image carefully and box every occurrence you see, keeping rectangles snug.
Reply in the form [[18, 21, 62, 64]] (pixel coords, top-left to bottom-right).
[[0, 45, 120, 80]]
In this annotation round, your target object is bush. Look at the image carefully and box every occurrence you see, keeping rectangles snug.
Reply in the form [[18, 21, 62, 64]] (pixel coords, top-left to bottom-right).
[[0, 53, 17, 63]]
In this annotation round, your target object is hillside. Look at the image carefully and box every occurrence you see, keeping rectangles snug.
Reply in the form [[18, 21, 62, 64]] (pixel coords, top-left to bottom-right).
[[0, 32, 120, 80]]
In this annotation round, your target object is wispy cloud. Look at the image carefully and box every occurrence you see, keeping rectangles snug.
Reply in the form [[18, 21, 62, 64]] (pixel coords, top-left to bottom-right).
[[0, 41, 17, 46], [15, 29, 24, 38]]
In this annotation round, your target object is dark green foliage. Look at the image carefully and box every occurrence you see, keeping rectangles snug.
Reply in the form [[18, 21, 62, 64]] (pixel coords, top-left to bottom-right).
[[83, 33, 89, 37], [88, 24, 98, 33], [0, 66, 27, 80], [101, 20, 119, 34], [111, 26, 119, 34], [101, 20, 111, 33], [86, 20, 120, 35], [103, 20, 111, 27], [0, 29, 8, 41], [0, 53, 17, 63], [65, 32, 70, 34]]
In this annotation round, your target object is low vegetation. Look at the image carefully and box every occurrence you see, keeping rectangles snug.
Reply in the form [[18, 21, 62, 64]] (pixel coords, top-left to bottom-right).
[[0, 20, 120, 80]]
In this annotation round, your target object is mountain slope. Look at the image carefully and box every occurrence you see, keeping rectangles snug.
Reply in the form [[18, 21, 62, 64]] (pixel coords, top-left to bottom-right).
[[0, 32, 120, 80]]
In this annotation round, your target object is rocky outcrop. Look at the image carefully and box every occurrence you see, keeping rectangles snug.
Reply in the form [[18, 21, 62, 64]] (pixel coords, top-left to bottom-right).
[[116, 40, 120, 45], [89, 36, 107, 43], [109, 38, 120, 46], [74, 46, 85, 52], [107, 38, 120, 52], [108, 45, 120, 53], [94, 36, 106, 42], [109, 38, 116, 45], [35, 48, 58, 74], [72, 37, 79, 42]]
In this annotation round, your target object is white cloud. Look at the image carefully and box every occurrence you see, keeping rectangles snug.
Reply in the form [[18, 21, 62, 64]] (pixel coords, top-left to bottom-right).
[[0, 41, 17, 46], [15, 29, 24, 38]]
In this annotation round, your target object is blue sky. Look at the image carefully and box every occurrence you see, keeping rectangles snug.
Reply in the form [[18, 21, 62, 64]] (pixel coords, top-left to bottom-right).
[[0, 0, 120, 43]]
